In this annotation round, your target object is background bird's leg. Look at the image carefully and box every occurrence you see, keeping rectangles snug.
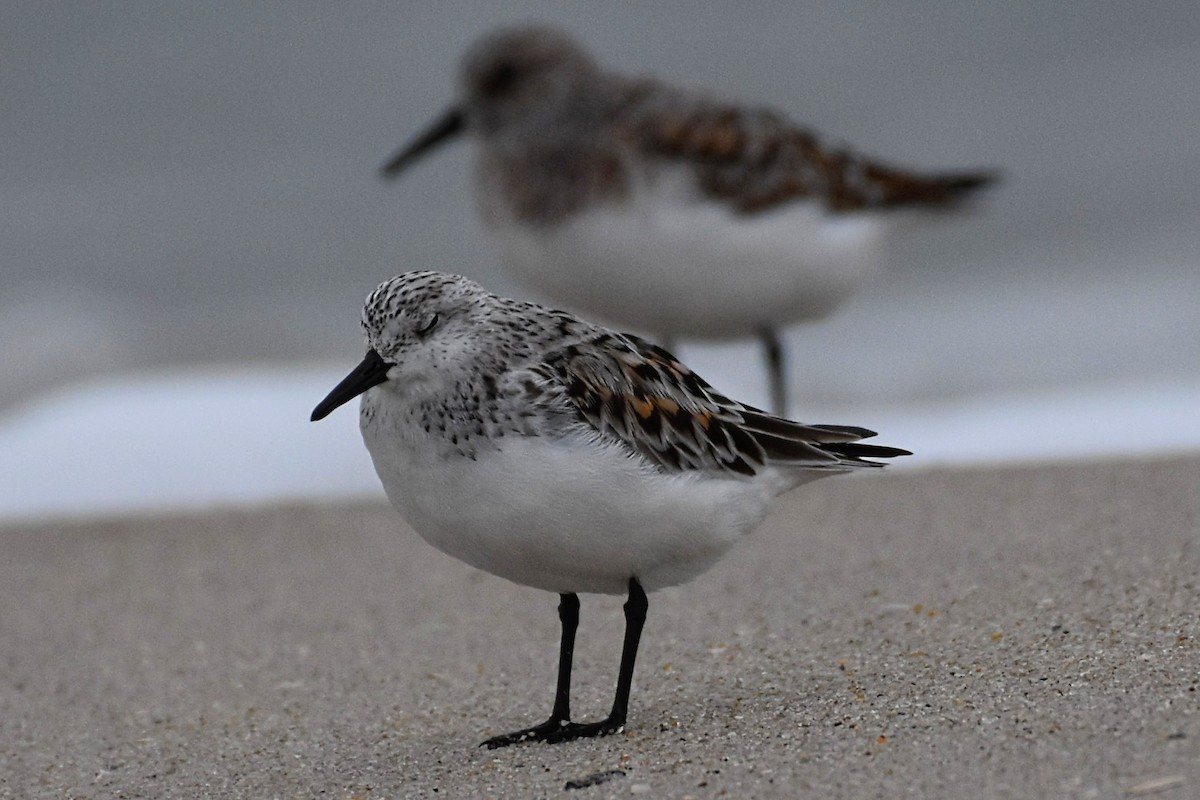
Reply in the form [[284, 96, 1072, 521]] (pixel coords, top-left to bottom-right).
[[480, 592, 580, 748], [758, 326, 788, 415]]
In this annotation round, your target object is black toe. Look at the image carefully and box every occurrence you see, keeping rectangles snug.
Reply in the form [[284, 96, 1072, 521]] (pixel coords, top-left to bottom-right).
[[543, 717, 625, 744], [480, 717, 571, 749], [480, 716, 626, 748]]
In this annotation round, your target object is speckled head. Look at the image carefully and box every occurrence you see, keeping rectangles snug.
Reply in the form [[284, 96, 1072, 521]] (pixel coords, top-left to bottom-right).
[[364, 271, 475, 340], [311, 272, 499, 420], [361, 271, 496, 378], [311, 270, 597, 423]]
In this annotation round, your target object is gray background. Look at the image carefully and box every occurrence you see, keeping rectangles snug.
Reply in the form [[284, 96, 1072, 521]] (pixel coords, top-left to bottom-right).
[[4, 2, 1199, 411]]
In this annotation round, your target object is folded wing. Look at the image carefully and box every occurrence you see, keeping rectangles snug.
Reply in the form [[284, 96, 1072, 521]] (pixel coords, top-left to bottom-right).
[[617, 81, 996, 215], [533, 332, 910, 476]]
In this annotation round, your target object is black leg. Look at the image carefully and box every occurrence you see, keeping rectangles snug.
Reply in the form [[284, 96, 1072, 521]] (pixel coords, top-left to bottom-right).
[[607, 577, 649, 727], [550, 593, 580, 721], [481, 593, 579, 748], [757, 326, 787, 416], [481, 579, 651, 748], [540, 577, 648, 744]]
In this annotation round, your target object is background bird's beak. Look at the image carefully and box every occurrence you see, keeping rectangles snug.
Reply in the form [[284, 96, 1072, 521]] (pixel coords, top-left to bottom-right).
[[380, 106, 465, 178], [311, 349, 392, 421]]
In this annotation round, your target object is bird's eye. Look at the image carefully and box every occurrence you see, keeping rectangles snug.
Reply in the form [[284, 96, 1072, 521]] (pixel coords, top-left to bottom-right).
[[481, 61, 519, 96], [415, 314, 439, 337]]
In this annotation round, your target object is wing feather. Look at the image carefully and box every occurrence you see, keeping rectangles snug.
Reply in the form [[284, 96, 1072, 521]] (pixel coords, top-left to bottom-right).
[[616, 80, 996, 215], [531, 332, 909, 476]]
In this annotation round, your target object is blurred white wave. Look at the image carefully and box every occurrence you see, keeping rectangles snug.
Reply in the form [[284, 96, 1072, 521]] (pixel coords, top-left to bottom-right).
[[1, 366, 1196, 524]]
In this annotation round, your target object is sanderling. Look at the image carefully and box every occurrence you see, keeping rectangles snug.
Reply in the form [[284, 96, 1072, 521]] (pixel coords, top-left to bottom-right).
[[311, 270, 909, 747], [380, 25, 995, 414]]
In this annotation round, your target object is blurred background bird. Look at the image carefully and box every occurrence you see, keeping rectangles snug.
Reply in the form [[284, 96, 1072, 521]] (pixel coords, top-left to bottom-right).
[[381, 26, 995, 414]]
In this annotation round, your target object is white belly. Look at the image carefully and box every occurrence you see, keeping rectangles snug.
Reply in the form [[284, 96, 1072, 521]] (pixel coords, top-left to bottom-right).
[[488, 176, 890, 338], [361, 402, 796, 595]]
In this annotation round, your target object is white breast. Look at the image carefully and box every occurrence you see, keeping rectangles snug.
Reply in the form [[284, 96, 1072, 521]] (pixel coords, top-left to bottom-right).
[[488, 167, 890, 338], [359, 392, 799, 595]]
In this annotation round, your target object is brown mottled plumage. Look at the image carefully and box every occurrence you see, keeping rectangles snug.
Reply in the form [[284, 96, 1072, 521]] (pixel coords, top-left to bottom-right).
[[628, 95, 995, 214], [538, 331, 906, 476]]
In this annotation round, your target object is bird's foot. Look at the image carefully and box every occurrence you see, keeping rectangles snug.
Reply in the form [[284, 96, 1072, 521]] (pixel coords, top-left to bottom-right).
[[544, 717, 625, 744], [481, 716, 625, 748], [481, 717, 569, 749]]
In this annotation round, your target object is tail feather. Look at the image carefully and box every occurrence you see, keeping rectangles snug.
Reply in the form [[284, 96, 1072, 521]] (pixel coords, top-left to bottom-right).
[[738, 410, 911, 467], [810, 423, 880, 440], [821, 441, 913, 463], [741, 411, 870, 444], [864, 165, 999, 208]]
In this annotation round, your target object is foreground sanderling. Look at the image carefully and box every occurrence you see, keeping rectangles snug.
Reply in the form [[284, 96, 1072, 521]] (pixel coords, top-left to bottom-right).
[[311, 270, 908, 747], [380, 25, 995, 413]]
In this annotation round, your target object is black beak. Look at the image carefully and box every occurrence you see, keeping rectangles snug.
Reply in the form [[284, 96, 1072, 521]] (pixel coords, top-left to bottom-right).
[[380, 106, 466, 179], [311, 349, 392, 421]]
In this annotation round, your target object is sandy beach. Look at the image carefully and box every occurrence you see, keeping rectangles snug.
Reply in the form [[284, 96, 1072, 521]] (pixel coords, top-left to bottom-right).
[[2, 456, 1197, 799]]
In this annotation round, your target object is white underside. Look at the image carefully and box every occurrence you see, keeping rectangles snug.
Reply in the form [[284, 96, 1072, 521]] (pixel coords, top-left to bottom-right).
[[488, 171, 890, 338], [360, 389, 815, 595]]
